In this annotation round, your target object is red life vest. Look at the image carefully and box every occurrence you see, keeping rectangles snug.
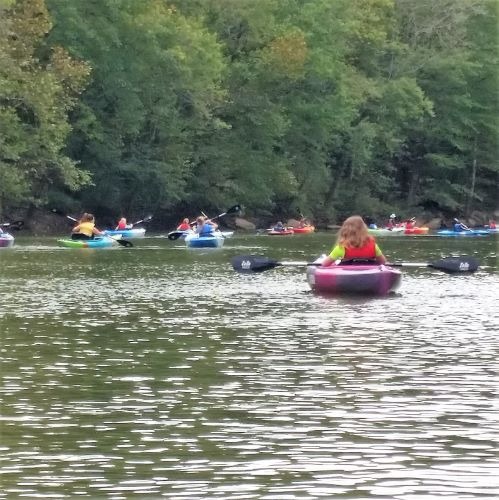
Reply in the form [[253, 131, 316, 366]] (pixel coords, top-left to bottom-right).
[[177, 223, 191, 231], [344, 237, 376, 260]]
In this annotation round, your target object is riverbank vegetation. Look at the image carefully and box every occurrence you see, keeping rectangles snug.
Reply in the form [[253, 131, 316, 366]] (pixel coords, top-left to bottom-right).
[[1, 0, 497, 224]]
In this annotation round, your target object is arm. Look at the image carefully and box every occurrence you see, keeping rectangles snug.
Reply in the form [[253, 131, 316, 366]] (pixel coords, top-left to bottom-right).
[[321, 245, 344, 266], [205, 220, 218, 230], [375, 244, 386, 264], [71, 224, 81, 233], [321, 255, 335, 267], [93, 227, 104, 236]]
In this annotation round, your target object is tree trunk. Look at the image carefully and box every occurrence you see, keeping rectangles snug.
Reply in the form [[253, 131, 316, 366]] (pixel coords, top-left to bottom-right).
[[466, 138, 477, 216], [407, 167, 420, 206]]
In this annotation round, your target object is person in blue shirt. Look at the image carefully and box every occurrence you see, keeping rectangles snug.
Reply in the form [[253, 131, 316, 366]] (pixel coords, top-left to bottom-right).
[[195, 216, 218, 236], [273, 221, 286, 232], [453, 218, 470, 232]]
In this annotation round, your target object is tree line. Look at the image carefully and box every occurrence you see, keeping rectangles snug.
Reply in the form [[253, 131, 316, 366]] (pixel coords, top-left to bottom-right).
[[1, 0, 497, 224]]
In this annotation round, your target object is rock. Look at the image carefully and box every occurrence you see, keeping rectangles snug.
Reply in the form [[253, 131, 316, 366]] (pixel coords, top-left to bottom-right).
[[470, 211, 487, 226], [234, 217, 256, 231], [426, 217, 442, 230]]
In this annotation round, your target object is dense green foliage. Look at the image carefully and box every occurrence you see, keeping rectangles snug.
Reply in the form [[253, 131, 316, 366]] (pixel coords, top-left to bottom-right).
[[1, 0, 497, 222]]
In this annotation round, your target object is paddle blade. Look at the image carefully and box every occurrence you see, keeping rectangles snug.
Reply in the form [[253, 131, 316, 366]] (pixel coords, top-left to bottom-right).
[[115, 238, 133, 248], [231, 255, 281, 273], [429, 256, 479, 273], [1, 220, 24, 230], [168, 230, 184, 240], [52, 209, 79, 223], [226, 204, 242, 215], [132, 215, 153, 226]]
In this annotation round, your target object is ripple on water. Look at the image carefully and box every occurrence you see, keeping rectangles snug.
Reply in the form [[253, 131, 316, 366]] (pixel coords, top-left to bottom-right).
[[0, 239, 498, 498]]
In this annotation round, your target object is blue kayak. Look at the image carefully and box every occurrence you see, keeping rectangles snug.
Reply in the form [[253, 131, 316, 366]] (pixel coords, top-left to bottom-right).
[[57, 236, 121, 248], [185, 232, 225, 248], [103, 228, 146, 238], [437, 229, 490, 237]]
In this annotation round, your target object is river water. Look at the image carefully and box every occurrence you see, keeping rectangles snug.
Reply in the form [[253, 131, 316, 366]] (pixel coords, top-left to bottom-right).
[[0, 232, 498, 499]]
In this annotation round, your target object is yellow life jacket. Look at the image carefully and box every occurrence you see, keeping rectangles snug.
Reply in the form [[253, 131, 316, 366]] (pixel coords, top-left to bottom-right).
[[77, 221, 95, 237]]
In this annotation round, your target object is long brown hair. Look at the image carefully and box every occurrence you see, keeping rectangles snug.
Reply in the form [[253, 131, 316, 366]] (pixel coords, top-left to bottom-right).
[[336, 215, 371, 248]]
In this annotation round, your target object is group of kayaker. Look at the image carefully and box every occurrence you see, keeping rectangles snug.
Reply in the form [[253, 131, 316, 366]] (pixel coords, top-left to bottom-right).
[[452, 218, 496, 232], [70, 211, 223, 240], [369, 213, 416, 230], [68, 210, 496, 251], [176, 216, 218, 236], [70, 214, 137, 240], [270, 216, 312, 232]]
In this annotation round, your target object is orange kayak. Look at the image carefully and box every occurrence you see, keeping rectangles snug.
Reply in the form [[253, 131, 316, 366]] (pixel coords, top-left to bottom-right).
[[293, 225, 315, 234], [404, 227, 429, 235]]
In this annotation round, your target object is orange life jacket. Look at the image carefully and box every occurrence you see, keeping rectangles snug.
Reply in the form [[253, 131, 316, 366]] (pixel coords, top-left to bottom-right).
[[344, 237, 376, 260]]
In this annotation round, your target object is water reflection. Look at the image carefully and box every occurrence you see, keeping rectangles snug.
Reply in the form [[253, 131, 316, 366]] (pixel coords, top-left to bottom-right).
[[0, 234, 498, 498]]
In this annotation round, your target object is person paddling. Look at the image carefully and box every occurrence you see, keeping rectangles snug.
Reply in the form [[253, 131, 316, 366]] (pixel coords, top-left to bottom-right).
[[453, 218, 470, 232], [386, 213, 397, 229], [71, 213, 104, 240], [194, 216, 218, 236], [404, 217, 416, 229], [321, 215, 386, 267], [177, 218, 191, 231], [273, 221, 286, 232], [116, 217, 132, 230]]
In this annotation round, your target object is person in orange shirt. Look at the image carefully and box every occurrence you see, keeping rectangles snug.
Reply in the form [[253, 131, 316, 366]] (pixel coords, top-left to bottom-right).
[[177, 218, 191, 231]]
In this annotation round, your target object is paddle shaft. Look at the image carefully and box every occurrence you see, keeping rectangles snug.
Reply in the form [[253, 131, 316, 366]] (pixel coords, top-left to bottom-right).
[[130, 215, 152, 226], [1, 220, 24, 230], [231, 255, 478, 274]]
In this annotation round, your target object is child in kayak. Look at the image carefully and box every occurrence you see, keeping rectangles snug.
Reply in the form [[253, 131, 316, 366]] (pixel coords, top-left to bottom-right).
[[194, 216, 218, 236], [404, 217, 416, 229], [386, 213, 397, 229], [177, 218, 191, 231], [72, 213, 105, 240], [321, 215, 386, 266], [116, 217, 132, 230], [273, 221, 286, 232]]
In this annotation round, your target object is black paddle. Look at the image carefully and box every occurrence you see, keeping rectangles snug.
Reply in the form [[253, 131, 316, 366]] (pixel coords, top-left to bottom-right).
[[130, 214, 153, 227], [52, 210, 133, 248], [231, 255, 479, 274], [1, 220, 24, 231], [168, 204, 241, 240]]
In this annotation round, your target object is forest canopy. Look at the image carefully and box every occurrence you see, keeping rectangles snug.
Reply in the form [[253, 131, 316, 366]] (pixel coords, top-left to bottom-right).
[[1, 0, 497, 222]]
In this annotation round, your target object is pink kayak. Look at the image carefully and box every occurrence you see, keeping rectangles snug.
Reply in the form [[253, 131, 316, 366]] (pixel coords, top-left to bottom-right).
[[306, 263, 401, 295], [0, 233, 14, 248]]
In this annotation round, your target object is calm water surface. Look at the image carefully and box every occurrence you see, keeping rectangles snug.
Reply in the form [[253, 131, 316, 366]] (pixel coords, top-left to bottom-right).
[[0, 232, 498, 499]]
